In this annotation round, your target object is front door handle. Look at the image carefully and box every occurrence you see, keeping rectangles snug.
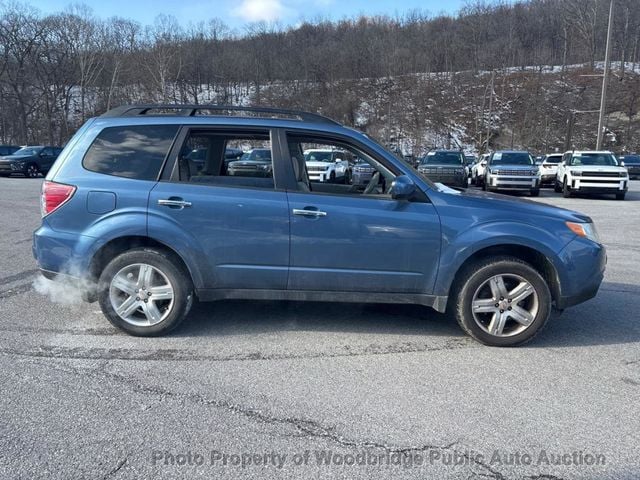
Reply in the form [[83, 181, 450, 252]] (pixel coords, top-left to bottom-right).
[[158, 198, 192, 209], [293, 208, 327, 217]]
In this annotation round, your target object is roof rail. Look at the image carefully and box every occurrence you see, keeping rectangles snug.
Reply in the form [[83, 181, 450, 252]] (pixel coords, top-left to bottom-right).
[[100, 104, 341, 126]]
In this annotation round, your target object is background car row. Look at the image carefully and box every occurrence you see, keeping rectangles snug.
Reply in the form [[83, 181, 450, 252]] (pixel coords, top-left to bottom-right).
[[0, 146, 63, 178]]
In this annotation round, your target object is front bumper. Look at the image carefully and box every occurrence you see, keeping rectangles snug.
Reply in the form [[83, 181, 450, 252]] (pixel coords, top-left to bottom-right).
[[569, 178, 628, 193], [352, 170, 373, 186], [555, 237, 606, 309], [487, 175, 539, 190]]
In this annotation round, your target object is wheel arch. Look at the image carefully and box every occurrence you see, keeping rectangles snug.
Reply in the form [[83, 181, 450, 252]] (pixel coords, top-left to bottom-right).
[[445, 244, 562, 309], [88, 236, 199, 290]]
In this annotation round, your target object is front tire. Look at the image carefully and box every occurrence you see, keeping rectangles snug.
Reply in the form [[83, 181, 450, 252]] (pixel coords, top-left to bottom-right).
[[615, 192, 626, 200], [98, 248, 193, 336], [530, 188, 540, 197], [554, 179, 562, 193], [562, 178, 572, 198], [451, 256, 552, 347]]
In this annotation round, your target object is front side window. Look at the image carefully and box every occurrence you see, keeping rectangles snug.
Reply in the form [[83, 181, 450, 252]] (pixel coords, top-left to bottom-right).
[[288, 134, 396, 197], [83, 125, 179, 180], [177, 129, 274, 189]]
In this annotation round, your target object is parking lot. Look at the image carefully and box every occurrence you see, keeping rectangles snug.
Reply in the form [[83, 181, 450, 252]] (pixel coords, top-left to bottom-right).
[[1, 176, 639, 479]]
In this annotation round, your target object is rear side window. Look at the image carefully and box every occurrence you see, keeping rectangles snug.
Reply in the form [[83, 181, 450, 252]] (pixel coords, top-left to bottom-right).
[[83, 125, 179, 180]]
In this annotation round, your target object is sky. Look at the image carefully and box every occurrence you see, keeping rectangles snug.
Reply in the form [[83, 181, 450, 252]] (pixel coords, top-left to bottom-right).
[[27, 0, 468, 30]]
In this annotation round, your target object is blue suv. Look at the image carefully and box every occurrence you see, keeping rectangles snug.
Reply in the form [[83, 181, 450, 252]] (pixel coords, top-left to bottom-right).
[[33, 105, 606, 346]]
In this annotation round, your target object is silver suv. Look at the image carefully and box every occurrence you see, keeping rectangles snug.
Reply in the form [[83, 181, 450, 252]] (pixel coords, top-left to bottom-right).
[[483, 150, 541, 197]]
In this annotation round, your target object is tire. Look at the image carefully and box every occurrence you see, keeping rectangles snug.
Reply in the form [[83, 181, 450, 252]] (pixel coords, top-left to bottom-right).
[[329, 171, 336, 183], [554, 180, 562, 193], [530, 188, 540, 197], [344, 169, 352, 185], [97, 248, 194, 336], [562, 178, 572, 198], [615, 192, 626, 200], [25, 163, 40, 178], [451, 256, 552, 347], [482, 177, 487, 191]]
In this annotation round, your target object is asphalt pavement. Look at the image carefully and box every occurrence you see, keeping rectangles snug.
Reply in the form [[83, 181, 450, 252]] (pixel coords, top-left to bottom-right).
[[1, 177, 639, 479]]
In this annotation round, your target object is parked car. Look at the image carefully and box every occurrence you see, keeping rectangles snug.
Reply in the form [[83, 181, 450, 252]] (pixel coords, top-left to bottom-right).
[[33, 104, 606, 347], [0, 145, 20, 157], [0, 146, 62, 178], [351, 157, 376, 187], [555, 150, 628, 200], [620, 154, 640, 179], [471, 153, 490, 186], [227, 148, 272, 177], [417, 150, 468, 188], [483, 150, 541, 196], [185, 147, 243, 174], [304, 149, 352, 184], [540, 153, 563, 185]]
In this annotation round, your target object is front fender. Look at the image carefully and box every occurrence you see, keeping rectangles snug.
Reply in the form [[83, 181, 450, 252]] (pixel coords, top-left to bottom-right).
[[434, 220, 572, 297]]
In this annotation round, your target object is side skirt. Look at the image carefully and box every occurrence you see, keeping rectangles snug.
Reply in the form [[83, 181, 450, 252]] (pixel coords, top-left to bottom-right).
[[195, 288, 448, 313]]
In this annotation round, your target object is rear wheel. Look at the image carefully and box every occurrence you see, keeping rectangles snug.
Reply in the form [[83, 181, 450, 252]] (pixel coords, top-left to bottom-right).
[[25, 163, 40, 178], [98, 248, 193, 336], [451, 256, 552, 347]]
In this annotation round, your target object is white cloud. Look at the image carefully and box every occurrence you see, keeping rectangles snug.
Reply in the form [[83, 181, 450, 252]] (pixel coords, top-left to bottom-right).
[[231, 0, 288, 22]]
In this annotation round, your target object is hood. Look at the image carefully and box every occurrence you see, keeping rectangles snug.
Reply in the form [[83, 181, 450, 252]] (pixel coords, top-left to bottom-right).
[[488, 164, 537, 171], [0, 154, 33, 161], [419, 163, 464, 169], [306, 161, 332, 168], [568, 165, 626, 171], [440, 187, 591, 223]]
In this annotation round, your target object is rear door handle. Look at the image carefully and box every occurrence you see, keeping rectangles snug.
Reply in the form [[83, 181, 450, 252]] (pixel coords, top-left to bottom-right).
[[293, 208, 327, 217], [158, 198, 192, 209]]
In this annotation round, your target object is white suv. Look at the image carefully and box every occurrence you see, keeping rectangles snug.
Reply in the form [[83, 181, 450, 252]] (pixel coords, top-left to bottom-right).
[[483, 151, 541, 196], [555, 150, 629, 200], [304, 149, 351, 183]]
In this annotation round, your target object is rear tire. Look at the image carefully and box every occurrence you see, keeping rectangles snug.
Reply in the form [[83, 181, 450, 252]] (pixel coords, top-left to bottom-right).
[[98, 248, 193, 336], [451, 256, 552, 347]]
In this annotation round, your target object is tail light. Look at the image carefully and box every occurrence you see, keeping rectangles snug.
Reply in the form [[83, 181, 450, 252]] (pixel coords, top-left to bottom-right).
[[41, 181, 76, 217]]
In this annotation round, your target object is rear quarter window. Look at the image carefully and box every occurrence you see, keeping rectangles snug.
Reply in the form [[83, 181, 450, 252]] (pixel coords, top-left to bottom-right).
[[83, 125, 179, 180]]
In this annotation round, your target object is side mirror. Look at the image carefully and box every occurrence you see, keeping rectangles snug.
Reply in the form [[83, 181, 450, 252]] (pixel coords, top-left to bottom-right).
[[481, 161, 487, 166], [390, 175, 416, 200], [335, 158, 342, 163]]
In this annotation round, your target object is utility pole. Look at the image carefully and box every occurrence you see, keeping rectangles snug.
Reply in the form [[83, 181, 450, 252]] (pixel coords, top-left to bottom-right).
[[485, 70, 495, 152], [596, 0, 615, 150]]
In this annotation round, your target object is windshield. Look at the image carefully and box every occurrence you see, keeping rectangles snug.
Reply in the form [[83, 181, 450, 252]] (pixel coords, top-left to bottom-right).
[[420, 152, 464, 165], [240, 150, 271, 162], [305, 151, 333, 162], [570, 153, 618, 167], [12, 147, 40, 156], [544, 156, 562, 164], [490, 152, 533, 166]]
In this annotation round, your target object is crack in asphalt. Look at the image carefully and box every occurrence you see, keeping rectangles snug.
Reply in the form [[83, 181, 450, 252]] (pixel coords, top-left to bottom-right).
[[30, 360, 511, 479], [102, 457, 127, 479], [0, 269, 38, 286], [0, 282, 33, 300], [621, 377, 640, 386], [0, 339, 473, 362]]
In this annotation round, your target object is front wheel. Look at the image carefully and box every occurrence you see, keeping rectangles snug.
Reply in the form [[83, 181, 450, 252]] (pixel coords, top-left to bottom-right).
[[530, 188, 540, 197], [98, 248, 193, 336], [451, 256, 552, 347], [562, 178, 572, 198], [554, 180, 562, 193], [615, 192, 626, 200]]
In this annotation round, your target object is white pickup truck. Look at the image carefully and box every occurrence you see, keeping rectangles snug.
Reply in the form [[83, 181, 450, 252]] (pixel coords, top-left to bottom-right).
[[555, 150, 629, 200]]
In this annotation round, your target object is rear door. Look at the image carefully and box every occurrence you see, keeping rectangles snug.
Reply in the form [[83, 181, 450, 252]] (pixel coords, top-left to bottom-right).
[[148, 126, 291, 291]]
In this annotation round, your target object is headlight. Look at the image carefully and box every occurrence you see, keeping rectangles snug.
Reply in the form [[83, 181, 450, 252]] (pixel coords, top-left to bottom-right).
[[566, 221, 600, 244], [258, 164, 271, 170], [619, 171, 628, 177], [570, 170, 582, 176], [531, 169, 540, 175]]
